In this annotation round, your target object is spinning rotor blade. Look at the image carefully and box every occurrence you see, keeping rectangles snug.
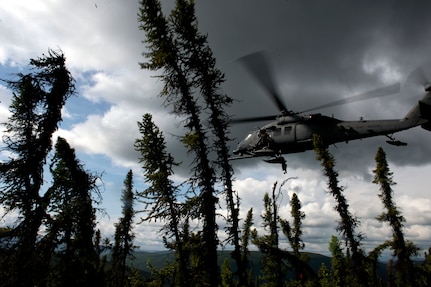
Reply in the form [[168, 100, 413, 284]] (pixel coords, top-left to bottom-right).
[[230, 115, 278, 124], [238, 51, 290, 114], [298, 82, 401, 114], [407, 66, 427, 86]]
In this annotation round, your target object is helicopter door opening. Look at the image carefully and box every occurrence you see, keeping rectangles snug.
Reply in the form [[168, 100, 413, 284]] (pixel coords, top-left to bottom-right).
[[295, 123, 313, 142]]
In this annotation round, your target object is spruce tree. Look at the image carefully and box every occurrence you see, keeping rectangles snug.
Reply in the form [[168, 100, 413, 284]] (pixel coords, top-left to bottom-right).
[[220, 258, 234, 287], [420, 248, 431, 285], [313, 134, 366, 286], [280, 193, 305, 257], [139, 1, 235, 284], [0, 50, 74, 286], [168, 2, 240, 282], [328, 235, 346, 287], [372, 147, 419, 286], [47, 137, 102, 287], [317, 262, 331, 287], [135, 113, 190, 287], [109, 170, 136, 287], [239, 208, 254, 285], [252, 182, 318, 286], [252, 183, 284, 287], [280, 192, 307, 281]]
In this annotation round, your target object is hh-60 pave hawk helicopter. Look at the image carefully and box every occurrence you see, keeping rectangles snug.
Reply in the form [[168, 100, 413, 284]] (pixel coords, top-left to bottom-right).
[[230, 52, 431, 172]]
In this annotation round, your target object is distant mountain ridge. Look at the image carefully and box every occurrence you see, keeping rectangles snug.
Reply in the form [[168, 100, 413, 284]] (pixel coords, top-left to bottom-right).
[[129, 250, 389, 282], [132, 251, 324, 276]]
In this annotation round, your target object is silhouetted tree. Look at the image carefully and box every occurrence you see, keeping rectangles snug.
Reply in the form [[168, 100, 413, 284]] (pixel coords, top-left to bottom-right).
[[372, 147, 419, 286], [252, 180, 319, 286], [109, 170, 136, 287], [139, 1, 235, 284], [220, 258, 234, 287], [252, 183, 284, 287], [0, 50, 74, 286], [239, 208, 254, 285], [328, 235, 346, 287], [168, 2, 241, 283], [420, 247, 431, 285], [317, 262, 331, 287], [47, 137, 102, 287], [280, 192, 307, 281], [280, 193, 305, 257], [368, 241, 390, 286], [313, 134, 366, 286], [135, 113, 190, 287]]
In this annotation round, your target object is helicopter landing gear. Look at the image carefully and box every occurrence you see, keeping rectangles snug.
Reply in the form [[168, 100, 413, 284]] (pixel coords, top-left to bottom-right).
[[264, 155, 287, 174], [385, 134, 407, 146]]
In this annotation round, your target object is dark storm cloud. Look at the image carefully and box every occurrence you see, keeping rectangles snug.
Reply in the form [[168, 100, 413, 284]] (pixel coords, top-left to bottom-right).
[[187, 0, 431, 176]]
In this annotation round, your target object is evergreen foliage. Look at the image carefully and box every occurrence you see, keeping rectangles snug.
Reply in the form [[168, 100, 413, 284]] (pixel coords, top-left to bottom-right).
[[0, 50, 75, 286], [139, 2, 219, 284], [47, 137, 103, 287], [421, 248, 431, 285], [372, 147, 420, 286], [109, 170, 136, 287], [135, 113, 191, 287], [138, 0, 237, 285], [0, 50, 103, 287], [239, 208, 255, 285], [280, 192, 307, 281], [312, 134, 366, 286], [252, 181, 318, 287], [252, 186, 284, 286], [327, 235, 347, 287]]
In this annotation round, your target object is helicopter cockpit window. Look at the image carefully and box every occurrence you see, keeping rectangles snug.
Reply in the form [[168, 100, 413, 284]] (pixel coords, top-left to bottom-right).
[[284, 126, 292, 134]]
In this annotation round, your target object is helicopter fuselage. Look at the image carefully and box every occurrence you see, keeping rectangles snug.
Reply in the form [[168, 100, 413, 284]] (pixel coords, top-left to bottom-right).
[[232, 111, 427, 157]]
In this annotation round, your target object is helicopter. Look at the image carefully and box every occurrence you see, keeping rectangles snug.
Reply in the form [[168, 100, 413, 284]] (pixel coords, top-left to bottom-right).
[[230, 52, 431, 172]]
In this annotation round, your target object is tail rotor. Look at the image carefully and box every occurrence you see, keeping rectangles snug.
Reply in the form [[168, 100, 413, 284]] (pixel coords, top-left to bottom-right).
[[406, 65, 431, 92]]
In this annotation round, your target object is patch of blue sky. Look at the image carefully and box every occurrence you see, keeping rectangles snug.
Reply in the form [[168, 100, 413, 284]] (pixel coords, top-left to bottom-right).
[[60, 93, 110, 128], [59, 71, 112, 129], [0, 62, 31, 84], [72, 69, 97, 87]]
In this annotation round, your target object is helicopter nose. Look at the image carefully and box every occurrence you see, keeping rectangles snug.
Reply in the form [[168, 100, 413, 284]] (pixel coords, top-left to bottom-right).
[[233, 140, 247, 155], [233, 132, 258, 155]]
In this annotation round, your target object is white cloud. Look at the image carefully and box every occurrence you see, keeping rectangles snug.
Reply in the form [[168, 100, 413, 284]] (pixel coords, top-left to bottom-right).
[[0, 0, 143, 70], [362, 54, 403, 85], [56, 105, 139, 167]]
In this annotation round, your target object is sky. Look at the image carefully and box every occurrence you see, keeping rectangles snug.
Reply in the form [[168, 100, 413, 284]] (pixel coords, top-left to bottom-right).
[[1, 0, 431, 256]]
